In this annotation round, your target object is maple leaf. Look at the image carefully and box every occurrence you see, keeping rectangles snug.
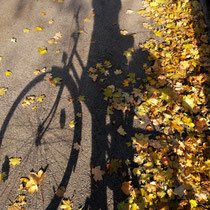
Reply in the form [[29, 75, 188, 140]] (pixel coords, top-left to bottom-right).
[[107, 159, 122, 175], [121, 181, 132, 195], [73, 142, 80, 151], [60, 199, 73, 210], [0, 87, 7, 96], [69, 120, 76, 128], [117, 126, 127, 136], [24, 169, 46, 193], [92, 166, 105, 181], [38, 47, 47, 55], [9, 157, 21, 166], [123, 79, 129, 87]]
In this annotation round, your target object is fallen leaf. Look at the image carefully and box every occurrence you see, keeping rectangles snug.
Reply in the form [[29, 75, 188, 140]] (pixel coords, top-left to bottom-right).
[[48, 19, 54, 24], [0, 88, 7, 96], [37, 94, 46, 102], [83, 18, 90, 22], [41, 12, 46, 16], [24, 169, 46, 193], [0, 172, 7, 181], [34, 69, 41, 75], [48, 38, 57, 44], [5, 70, 12, 76], [9, 157, 21, 166], [11, 37, 17, 43], [23, 28, 30, 33], [60, 199, 73, 210], [78, 95, 85, 103], [34, 26, 43, 31], [73, 142, 81, 151], [38, 46, 47, 55], [114, 69, 122, 75], [117, 126, 127, 136], [53, 32, 62, 40], [121, 181, 132, 195], [107, 159, 122, 175], [92, 166, 105, 181], [55, 186, 65, 197], [126, 9, 134, 14], [49, 77, 62, 86], [123, 79, 129, 87], [69, 120, 76, 128], [55, 50, 60, 54], [120, 30, 128, 35], [0, 56, 3, 61]]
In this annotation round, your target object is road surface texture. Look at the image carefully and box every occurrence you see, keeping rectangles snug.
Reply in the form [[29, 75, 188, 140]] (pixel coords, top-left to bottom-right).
[[0, 0, 153, 209]]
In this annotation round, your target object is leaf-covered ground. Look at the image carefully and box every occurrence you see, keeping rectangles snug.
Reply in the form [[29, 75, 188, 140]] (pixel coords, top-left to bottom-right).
[[0, 0, 209, 209]]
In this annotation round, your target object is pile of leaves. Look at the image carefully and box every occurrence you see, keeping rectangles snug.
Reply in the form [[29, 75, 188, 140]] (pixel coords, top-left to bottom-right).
[[118, 0, 210, 209]]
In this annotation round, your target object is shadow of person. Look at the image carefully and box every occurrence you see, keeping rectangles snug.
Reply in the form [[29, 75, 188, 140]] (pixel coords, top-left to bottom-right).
[[77, 0, 139, 209]]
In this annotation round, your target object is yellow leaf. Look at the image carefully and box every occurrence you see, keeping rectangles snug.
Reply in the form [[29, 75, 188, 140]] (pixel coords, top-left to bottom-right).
[[60, 199, 73, 210], [34, 26, 43, 31], [25, 169, 46, 193], [123, 79, 129, 87], [48, 38, 57, 44], [38, 46, 47, 55], [83, 18, 90, 22], [37, 94, 46, 102], [5, 70, 12, 76], [69, 120, 76, 128], [0, 56, 3, 61], [120, 30, 128, 35], [150, 2, 158, 7], [23, 28, 30, 33], [189, 200, 197, 208], [32, 105, 37, 110], [9, 157, 21, 166], [0, 88, 7, 96], [34, 69, 41, 75], [56, 50, 60, 54], [41, 12, 46, 16], [48, 19, 54, 24]]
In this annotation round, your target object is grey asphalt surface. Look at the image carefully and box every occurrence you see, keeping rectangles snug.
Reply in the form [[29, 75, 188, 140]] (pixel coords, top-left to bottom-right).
[[0, 0, 153, 209]]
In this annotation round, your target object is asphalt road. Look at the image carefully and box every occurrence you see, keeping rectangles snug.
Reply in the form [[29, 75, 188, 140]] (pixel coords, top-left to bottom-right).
[[0, 0, 152, 209]]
